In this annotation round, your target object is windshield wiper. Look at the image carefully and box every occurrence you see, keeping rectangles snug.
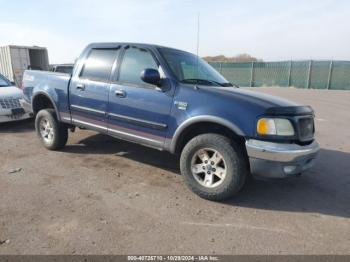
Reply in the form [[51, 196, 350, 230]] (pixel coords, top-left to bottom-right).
[[181, 78, 229, 87], [221, 82, 234, 87]]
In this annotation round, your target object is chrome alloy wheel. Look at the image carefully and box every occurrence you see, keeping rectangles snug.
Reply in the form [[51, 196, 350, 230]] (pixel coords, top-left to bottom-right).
[[39, 118, 54, 143], [191, 148, 227, 188]]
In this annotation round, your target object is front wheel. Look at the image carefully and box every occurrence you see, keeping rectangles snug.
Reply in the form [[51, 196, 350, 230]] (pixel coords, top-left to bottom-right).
[[180, 134, 247, 201], [35, 109, 68, 150]]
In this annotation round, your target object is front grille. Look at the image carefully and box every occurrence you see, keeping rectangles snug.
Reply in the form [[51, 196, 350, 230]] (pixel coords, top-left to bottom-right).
[[0, 98, 21, 109], [298, 117, 314, 141]]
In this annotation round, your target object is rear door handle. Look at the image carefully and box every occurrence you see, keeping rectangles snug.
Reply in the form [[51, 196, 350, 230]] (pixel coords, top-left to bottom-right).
[[76, 84, 85, 91], [115, 89, 126, 98]]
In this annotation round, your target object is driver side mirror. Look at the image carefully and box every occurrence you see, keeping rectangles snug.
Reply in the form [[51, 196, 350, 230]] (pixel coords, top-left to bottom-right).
[[140, 68, 161, 87]]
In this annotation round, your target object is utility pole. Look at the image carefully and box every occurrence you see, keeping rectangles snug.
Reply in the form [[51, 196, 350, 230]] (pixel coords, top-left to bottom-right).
[[250, 61, 255, 87], [327, 60, 334, 90], [307, 60, 312, 89], [288, 60, 292, 87]]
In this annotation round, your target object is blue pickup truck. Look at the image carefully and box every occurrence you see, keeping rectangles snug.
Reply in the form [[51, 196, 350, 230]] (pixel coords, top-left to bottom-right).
[[22, 43, 319, 200]]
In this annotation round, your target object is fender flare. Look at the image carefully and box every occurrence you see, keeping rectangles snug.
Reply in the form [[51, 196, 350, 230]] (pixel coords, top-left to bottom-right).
[[31, 91, 61, 121], [168, 115, 245, 153]]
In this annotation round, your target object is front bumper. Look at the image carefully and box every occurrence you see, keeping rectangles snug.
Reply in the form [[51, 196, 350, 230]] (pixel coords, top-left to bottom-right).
[[0, 99, 32, 123], [246, 139, 319, 178]]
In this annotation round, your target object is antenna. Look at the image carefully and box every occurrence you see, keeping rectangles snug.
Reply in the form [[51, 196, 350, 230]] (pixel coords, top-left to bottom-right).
[[195, 12, 200, 84], [196, 12, 200, 57]]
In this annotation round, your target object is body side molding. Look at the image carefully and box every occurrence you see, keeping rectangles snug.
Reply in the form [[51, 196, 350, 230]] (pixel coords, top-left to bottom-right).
[[108, 112, 167, 130], [71, 104, 105, 115]]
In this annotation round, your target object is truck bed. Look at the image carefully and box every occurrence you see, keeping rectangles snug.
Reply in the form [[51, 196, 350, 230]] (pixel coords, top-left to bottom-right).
[[22, 70, 72, 121]]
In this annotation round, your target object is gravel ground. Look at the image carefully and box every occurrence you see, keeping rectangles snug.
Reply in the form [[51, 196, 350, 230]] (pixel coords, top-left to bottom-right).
[[0, 87, 349, 255]]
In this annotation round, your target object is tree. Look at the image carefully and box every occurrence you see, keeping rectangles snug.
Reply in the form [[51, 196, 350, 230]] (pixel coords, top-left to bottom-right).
[[203, 54, 262, 63]]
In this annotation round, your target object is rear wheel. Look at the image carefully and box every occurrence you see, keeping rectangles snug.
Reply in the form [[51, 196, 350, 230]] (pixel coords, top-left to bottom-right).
[[35, 109, 68, 150], [180, 134, 247, 201]]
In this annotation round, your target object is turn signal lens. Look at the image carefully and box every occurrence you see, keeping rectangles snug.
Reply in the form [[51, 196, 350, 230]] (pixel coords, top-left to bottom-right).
[[257, 118, 276, 135]]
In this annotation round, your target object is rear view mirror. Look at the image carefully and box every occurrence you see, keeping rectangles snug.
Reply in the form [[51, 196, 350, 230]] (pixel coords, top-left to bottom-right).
[[140, 68, 161, 86]]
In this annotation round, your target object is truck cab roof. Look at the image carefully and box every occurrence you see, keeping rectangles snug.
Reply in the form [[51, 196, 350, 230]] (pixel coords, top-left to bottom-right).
[[86, 42, 186, 53]]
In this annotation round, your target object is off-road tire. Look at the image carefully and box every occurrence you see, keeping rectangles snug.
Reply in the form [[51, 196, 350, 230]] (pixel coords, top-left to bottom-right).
[[35, 109, 68, 150], [180, 133, 247, 201]]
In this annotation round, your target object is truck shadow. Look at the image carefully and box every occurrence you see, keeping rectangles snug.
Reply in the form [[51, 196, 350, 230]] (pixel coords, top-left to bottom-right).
[[226, 148, 350, 219], [64, 133, 179, 173], [0, 118, 34, 133], [64, 133, 350, 219]]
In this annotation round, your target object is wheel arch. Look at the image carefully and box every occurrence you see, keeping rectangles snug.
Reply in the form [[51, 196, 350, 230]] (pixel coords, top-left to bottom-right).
[[32, 92, 61, 121], [169, 116, 246, 154]]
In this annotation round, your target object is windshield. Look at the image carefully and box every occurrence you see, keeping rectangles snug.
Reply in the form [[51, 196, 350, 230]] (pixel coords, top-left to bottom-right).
[[159, 48, 232, 87], [0, 74, 11, 87]]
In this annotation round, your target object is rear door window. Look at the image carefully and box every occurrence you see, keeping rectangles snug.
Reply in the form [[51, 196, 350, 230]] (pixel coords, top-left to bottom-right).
[[80, 49, 120, 82]]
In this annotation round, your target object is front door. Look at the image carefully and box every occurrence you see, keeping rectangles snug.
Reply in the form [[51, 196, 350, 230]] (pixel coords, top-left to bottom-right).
[[107, 46, 173, 148], [69, 48, 120, 132]]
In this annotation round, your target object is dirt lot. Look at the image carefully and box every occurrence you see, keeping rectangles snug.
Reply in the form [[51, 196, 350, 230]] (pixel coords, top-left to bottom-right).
[[0, 87, 349, 255]]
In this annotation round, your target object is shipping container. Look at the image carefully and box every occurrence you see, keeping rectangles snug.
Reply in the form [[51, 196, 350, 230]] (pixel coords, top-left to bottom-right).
[[0, 45, 49, 86]]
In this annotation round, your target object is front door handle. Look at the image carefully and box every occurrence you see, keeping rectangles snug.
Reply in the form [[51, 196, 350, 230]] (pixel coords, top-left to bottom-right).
[[115, 90, 126, 98], [76, 84, 85, 91]]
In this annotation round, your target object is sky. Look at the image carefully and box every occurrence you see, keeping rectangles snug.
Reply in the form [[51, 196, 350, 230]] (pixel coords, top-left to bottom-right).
[[1, 0, 349, 63]]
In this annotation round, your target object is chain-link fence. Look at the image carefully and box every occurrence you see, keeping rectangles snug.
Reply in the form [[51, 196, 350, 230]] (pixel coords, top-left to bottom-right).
[[209, 60, 350, 90]]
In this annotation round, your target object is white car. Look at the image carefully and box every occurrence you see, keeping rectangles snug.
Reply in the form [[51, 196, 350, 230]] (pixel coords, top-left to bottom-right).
[[0, 73, 32, 123]]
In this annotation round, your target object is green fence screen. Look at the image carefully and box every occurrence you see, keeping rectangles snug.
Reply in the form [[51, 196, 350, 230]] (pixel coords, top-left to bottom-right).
[[209, 60, 350, 90]]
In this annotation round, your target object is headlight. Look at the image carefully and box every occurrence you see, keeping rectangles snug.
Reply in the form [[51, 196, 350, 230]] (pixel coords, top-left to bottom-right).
[[257, 118, 295, 136]]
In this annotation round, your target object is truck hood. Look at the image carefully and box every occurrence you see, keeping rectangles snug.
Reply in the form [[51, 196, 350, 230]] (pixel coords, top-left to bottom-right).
[[201, 86, 298, 108], [0, 86, 24, 99]]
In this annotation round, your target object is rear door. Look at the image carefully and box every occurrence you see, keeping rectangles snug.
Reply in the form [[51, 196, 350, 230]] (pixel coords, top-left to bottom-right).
[[69, 48, 120, 132], [107, 46, 173, 148]]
